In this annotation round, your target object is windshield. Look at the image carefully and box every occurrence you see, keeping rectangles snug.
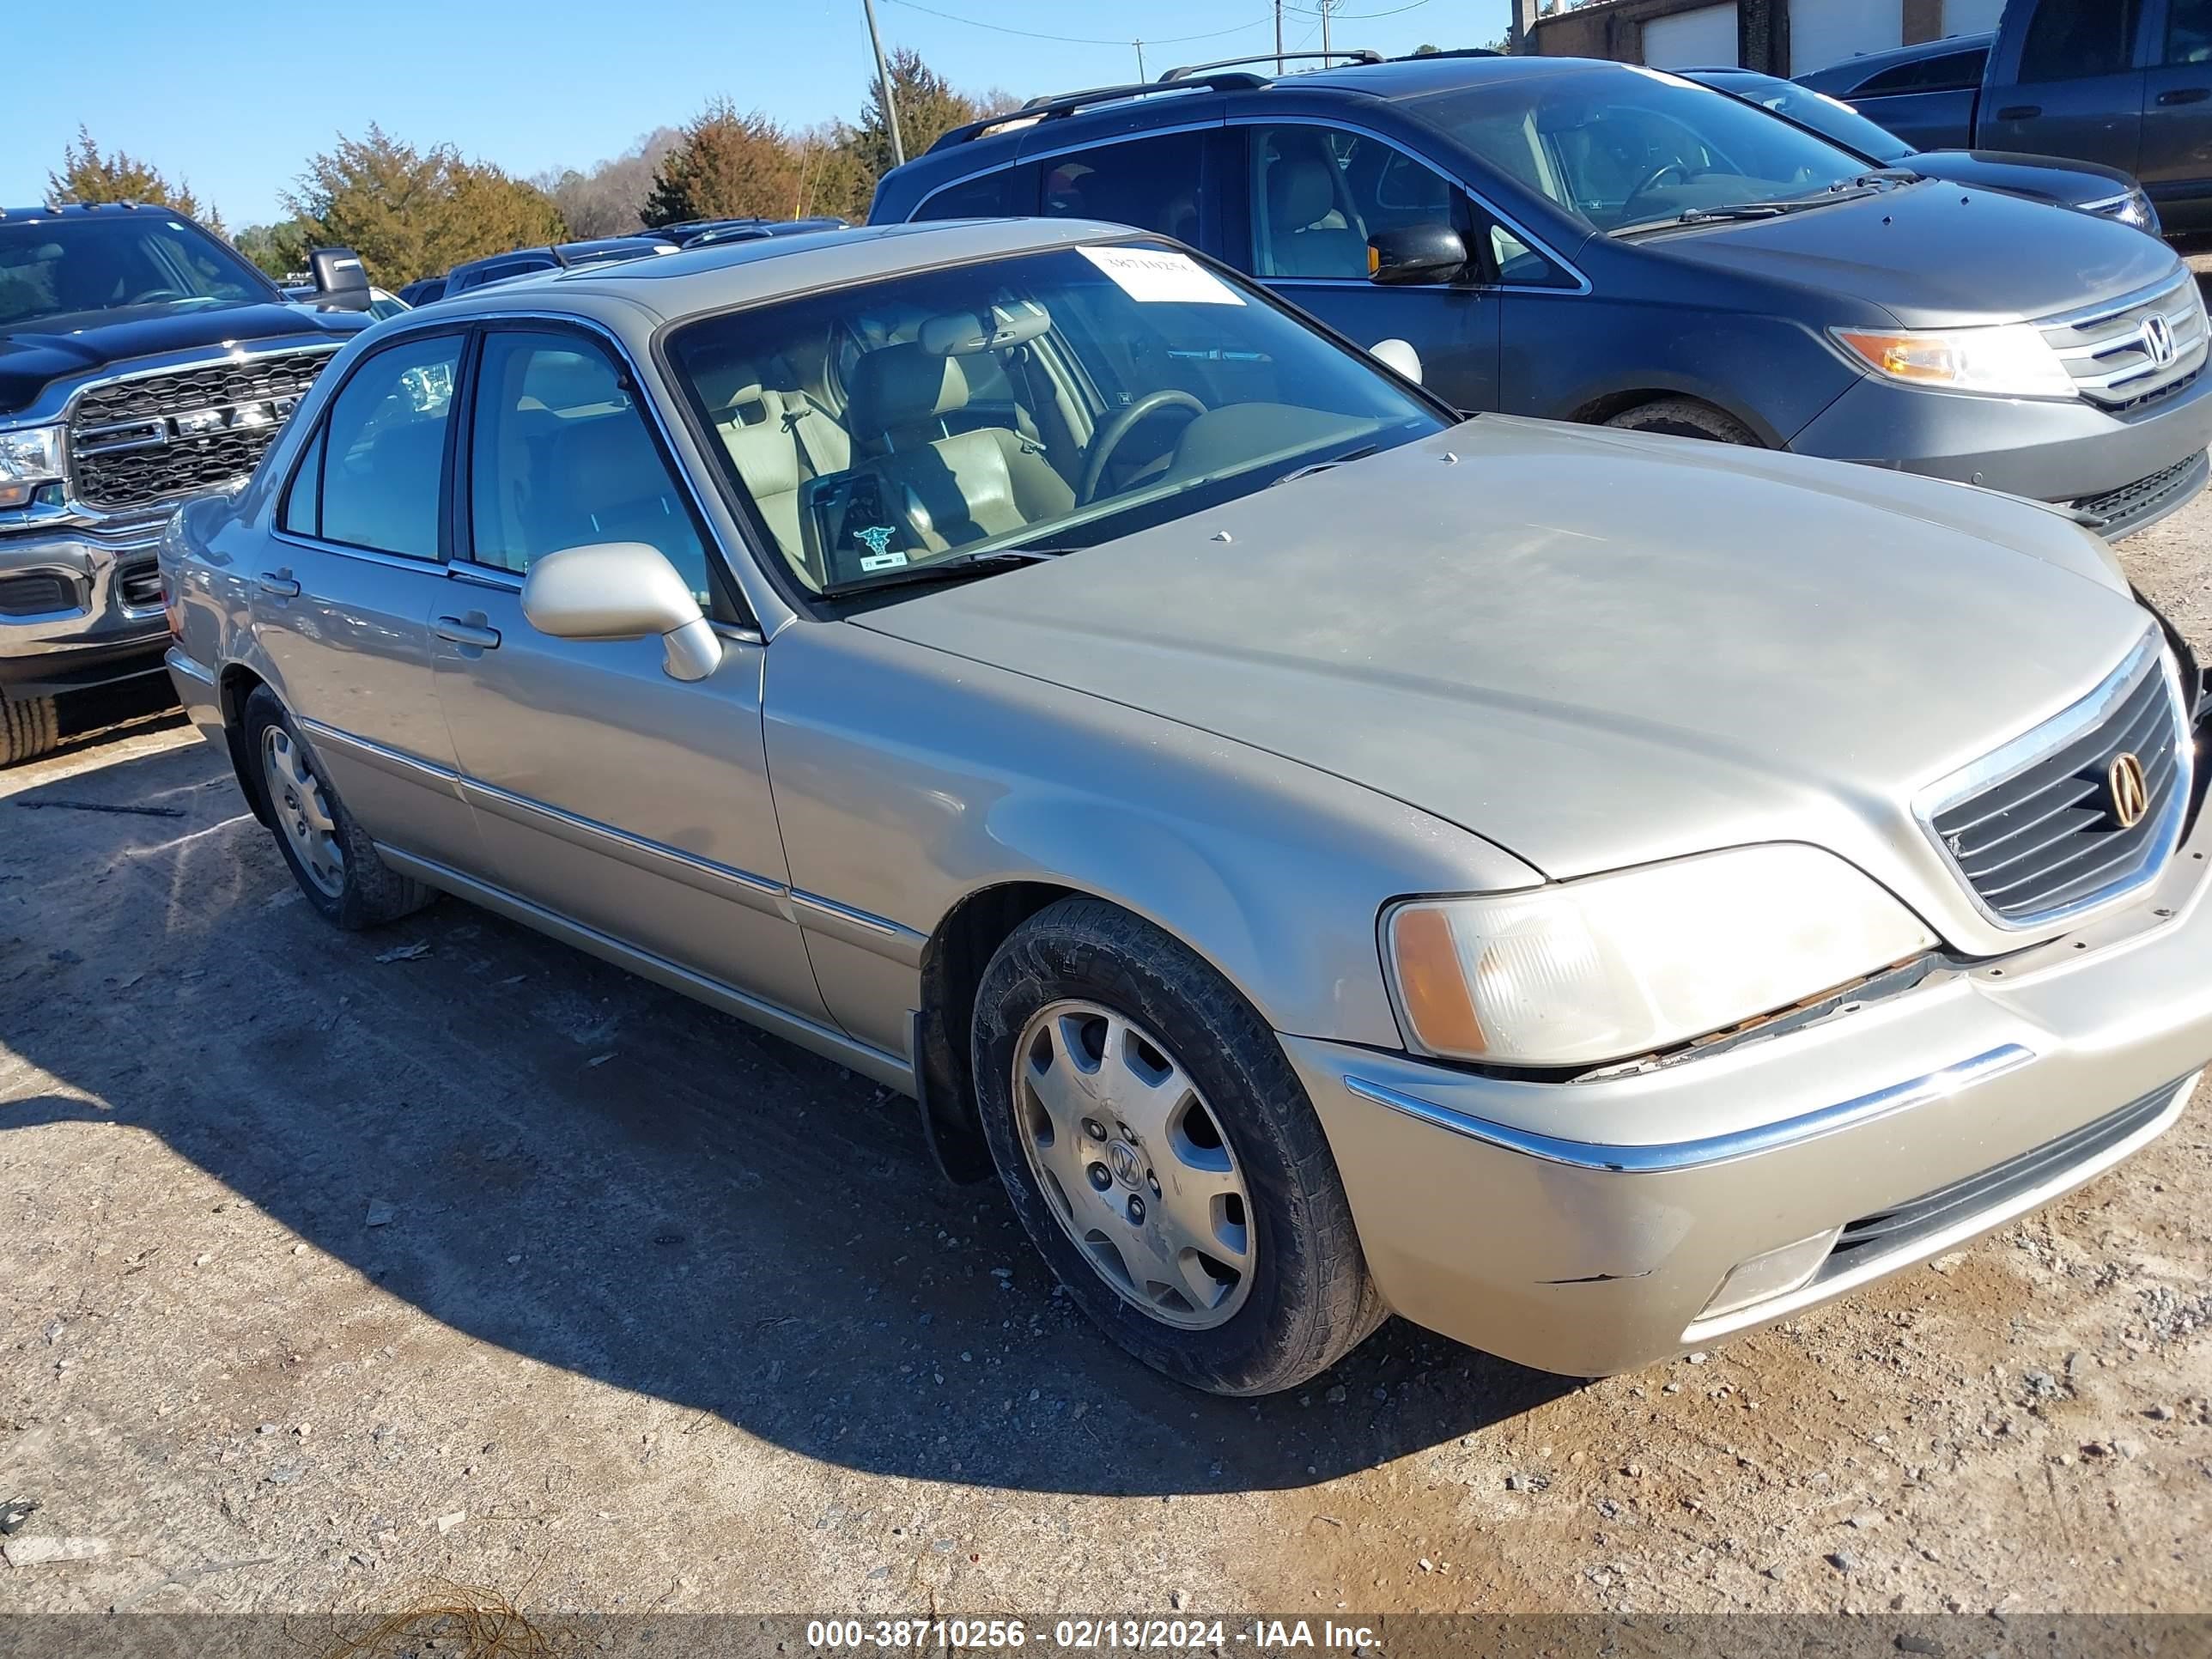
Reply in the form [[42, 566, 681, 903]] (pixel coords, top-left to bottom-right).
[[1415, 64, 1890, 233], [0, 214, 275, 329], [665, 241, 1447, 598], [1696, 73, 1916, 164]]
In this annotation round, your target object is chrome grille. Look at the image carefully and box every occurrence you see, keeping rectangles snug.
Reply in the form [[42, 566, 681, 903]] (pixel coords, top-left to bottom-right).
[[1922, 635, 2191, 927], [2038, 271, 2209, 410], [68, 349, 336, 512]]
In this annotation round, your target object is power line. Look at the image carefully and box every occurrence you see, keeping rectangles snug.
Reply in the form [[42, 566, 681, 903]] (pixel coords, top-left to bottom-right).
[[880, 0, 1274, 48], [1282, 0, 1433, 17]]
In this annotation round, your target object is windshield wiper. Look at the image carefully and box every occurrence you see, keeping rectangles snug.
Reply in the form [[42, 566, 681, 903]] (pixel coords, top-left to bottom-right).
[[818, 547, 1061, 599], [1269, 445, 1382, 489]]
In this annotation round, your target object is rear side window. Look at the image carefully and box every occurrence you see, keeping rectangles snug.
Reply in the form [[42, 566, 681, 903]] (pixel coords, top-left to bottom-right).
[[1853, 46, 1989, 95], [2167, 0, 2212, 64], [2018, 0, 2144, 82], [915, 169, 1018, 221], [1040, 130, 1207, 244], [308, 333, 460, 557]]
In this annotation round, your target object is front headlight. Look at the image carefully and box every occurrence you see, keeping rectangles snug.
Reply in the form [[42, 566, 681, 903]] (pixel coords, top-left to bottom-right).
[[0, 424, 65, 510], [1832, 322, 2078, 400], [1383, 845, 1936, 1068], [2096, 189, 2161, 236]]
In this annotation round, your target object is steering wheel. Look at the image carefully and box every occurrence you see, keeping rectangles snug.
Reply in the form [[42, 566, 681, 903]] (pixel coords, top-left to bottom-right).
[[126, 286, 185, 306], [1077, 391, 1207, 506], [1621, 160, 1697, 209]]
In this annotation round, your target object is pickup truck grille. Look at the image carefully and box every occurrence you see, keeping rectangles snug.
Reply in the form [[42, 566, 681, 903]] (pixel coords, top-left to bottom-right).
[[68, 349, 336, 512], [1923, 635, 2190, 927], [2039, 271, 2209, 410]]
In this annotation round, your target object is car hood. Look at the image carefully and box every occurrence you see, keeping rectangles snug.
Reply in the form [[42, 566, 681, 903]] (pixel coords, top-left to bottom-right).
[[0, 301, 366, 418], [855, 420, 2154, 943], [1909, 149, 2138, 209], [1644, 178, 2179, 326]]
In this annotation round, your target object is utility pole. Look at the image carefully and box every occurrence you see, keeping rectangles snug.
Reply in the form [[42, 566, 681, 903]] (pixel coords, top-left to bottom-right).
[[1320, 0, 1333, 61], [861, 0, 905, 167], [1273, 0, 1284, 71], [1135, 38, 1146, 78]]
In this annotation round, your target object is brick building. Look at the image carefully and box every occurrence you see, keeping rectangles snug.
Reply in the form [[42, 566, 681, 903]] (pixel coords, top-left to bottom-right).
[[1512, 0, 2008, 77]]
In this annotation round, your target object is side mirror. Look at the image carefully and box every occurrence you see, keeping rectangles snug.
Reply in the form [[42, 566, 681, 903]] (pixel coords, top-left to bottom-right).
[[308, 246, 373, 311], [1367, 224, 1468, 287], [520, 542, 724, 683], [1369, 338, 1424, 385]]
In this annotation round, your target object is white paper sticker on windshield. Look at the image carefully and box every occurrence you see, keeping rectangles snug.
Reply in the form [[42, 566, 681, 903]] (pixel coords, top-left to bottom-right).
[[1079, 246, 1245, 306]]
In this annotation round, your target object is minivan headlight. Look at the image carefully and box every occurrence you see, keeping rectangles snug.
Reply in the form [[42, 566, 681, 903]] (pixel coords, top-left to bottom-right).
[[0, 424, 65, 510], [1383, 845, 1936, 1068], [1833, 322, 2078, 400]]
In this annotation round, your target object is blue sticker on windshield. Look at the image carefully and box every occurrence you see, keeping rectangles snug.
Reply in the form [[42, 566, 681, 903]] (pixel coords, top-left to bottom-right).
[[856, 525, 908, 571]]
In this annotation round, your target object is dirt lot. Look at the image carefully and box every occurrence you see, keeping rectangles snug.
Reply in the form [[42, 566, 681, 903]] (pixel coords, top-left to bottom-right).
[[1, 496, 2209, 1629]]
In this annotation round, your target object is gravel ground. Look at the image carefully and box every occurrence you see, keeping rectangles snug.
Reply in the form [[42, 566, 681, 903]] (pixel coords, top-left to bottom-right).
[[1, 488, 2209, 1627]]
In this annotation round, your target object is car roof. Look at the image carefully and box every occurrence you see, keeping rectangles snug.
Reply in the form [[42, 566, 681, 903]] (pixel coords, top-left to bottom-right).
[[424, 217, 1160, 326], [0, 201, 190, 222]]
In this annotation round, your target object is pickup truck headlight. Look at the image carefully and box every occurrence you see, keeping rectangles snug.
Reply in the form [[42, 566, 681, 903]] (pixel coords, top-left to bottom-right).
[[0, 424, 65, 510], [1383, 845, 1937, 1068], [1832, 322, 2078, 400]]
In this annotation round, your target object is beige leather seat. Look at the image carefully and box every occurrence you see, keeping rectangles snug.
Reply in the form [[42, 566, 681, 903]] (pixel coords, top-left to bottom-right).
[[1261, 138, 1369, 278], [842, 343, 1073, 553], [711, 380, 852, 570]]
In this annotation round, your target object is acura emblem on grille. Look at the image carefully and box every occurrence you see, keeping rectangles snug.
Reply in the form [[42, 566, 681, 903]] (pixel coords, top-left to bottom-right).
[[2107, 750, 2151, 830], [2140, 313, 2179, 368]]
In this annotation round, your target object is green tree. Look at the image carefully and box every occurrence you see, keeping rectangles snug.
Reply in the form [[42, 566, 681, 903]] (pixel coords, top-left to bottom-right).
[[48, 127, 226, 235], [643, 101, 801, 227], [284, 126, 565, 286], [233, 219, 314, 280], [805, 49, 1016, 223]]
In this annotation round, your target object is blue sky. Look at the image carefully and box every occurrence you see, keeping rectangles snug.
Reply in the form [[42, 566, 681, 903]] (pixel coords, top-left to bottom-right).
[[8, 0, 1510, 228]]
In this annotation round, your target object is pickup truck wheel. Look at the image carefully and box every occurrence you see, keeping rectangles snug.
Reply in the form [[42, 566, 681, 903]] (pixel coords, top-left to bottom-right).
[[1602, 398, 1761, 445], [1, 693, 60, 768], [241, 686, 434, 930], [971, 898, 1383, 1395]]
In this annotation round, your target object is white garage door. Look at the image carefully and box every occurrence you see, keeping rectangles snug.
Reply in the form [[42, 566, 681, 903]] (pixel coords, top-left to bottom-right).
[[1942, 0, 2008, 34], [1642, 3, 1739, 67], [1790, 0, 1904, 75]]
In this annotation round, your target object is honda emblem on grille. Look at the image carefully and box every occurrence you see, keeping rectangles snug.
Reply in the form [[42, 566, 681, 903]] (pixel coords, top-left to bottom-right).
[[2107, 751, 2151, 830], [2140, 313, 2179, 368]]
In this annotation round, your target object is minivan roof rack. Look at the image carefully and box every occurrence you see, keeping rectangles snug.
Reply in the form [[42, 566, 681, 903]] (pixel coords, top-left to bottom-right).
[[928, 72, 1271, 152], [1158, 48, 1382, 82]]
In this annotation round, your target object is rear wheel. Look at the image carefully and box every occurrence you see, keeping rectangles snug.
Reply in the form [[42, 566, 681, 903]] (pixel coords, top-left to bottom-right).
[[242, 686, 434, 930], [1602, 398, 1761, 445], [0, 693, 60, 768], [971, 898, 1382, 1395]]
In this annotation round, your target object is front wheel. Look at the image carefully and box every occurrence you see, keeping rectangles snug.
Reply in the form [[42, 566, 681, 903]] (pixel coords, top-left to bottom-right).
[[1601, 398, 1761, 445], [970, 898, 1382, 1395], [0, 693, 59, 768]]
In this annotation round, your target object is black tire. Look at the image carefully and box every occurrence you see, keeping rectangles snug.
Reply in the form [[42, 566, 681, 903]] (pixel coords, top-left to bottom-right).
[[971, 898, 1383, 1395], [1601, 398, 1762, 445], [0, 693, 60, 768], [241, 686, 434, 930]]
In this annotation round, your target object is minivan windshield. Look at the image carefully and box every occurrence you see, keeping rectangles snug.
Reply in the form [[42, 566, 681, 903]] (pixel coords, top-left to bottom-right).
[[1413, 63, 1901, 234], [0, 214, 276, 329], [1687, 70, 1917, 165], [665, 241, 1447, 598]]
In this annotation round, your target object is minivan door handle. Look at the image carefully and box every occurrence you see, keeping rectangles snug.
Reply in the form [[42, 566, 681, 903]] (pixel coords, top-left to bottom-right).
[[256, 569, 301, 599], [1995, 104, 2043, 121], [2158, 87, 2211, 106], [433, 614, 502, 650]]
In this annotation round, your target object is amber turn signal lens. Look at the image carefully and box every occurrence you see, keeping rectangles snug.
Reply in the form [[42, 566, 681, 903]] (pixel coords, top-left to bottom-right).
[[1388, 905, 1487, 1058]]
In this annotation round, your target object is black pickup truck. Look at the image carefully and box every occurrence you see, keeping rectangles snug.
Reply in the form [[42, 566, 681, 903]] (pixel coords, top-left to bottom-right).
[[1798, 0, 2212, 232], [0, 204, 372, 763]]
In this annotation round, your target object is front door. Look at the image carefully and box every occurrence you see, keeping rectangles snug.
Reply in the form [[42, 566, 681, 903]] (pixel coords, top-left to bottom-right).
[[1979, 0, 2149, 175], [2141, 0, 2212, 228], [428, 325, 827, 1023]]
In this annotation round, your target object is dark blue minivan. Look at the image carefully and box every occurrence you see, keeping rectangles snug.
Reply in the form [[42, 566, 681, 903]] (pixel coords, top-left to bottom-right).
[[870, 53, 2212, 539]]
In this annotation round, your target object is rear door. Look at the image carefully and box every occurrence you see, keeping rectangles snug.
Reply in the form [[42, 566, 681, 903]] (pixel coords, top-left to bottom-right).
[[255, 327, 484, 873], [1978, 0, 2150, 174], [2140, 0, 2212, 228]]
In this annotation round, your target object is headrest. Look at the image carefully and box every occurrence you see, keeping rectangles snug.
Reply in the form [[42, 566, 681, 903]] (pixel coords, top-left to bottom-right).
[[847, 343, 970, 440], [1268, 156, 1337, 229], [919, 300, 1053, 357], [720, 411, 802, 498]]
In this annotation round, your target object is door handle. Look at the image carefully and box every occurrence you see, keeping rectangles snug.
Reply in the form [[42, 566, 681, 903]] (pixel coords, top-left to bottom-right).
[[1996, 105, 2043, 121], [433, 615, 502, 650], [256, 570, 300, 599], [2158, 87, 2212, 106]]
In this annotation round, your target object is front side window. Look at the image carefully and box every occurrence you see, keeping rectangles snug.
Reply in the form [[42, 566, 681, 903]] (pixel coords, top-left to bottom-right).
[[2019, 0, 2143, 82], [303, 332, 461, 558], [466, 331, 714, 601], [0, 215, 274, 329], [2166, 0, 2212, 64], [1041, 130, 1206, 243], [1245, 125, 1460, 280], [1416, 64, 1886, 234], [665, 241, 1445, 599]]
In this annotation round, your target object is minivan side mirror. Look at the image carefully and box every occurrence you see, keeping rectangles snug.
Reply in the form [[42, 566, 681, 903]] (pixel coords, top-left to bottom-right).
[[520, 542, 724, 683], [1368, 224, 1469, 286]]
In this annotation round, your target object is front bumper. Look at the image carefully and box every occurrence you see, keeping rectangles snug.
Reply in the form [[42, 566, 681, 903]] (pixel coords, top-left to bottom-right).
[[1289, 804, 2212, 1378], [1788, 367, 2212, 539], [0, 512, 173, 696]]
